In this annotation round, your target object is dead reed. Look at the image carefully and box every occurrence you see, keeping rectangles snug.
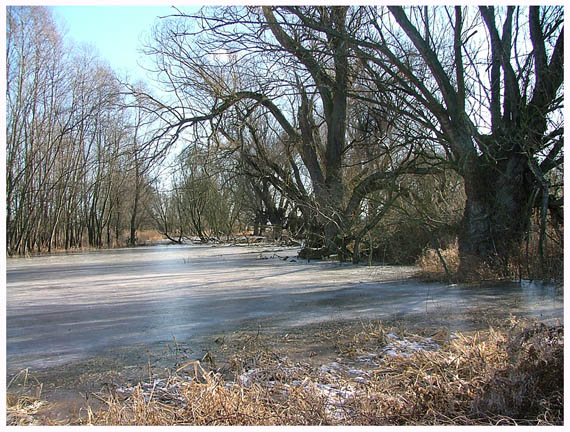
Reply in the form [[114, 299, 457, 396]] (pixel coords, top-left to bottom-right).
[[6, 368, 52, 425], [416, 232, 564, 283], [83, 317, 562, 426]]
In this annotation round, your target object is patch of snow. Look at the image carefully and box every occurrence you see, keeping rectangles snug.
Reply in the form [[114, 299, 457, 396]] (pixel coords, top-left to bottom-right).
[[319, 362, 342, 374], [381, 334, 440, 358], [355, 354, 379, 366], [238, 368, 261, 387], [315, 382, 356, 402]]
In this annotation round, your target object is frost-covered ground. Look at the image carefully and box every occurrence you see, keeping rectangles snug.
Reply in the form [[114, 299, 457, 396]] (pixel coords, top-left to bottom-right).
[[6, 243, 563, 375]]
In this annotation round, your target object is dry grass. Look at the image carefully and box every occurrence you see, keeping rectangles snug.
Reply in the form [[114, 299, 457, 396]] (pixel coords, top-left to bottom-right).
[[509, 223, 564, 282], [134, 230, 165, 245], [13, 229, 166, 257], [416, 240, 517, 283], [6, 394, 48, 425], [347, 319, 563, 425], [416, 240, 461, 282], [80, 317, 563, 426], [6, 368, 57, 425], [416, 231, 564, 283]]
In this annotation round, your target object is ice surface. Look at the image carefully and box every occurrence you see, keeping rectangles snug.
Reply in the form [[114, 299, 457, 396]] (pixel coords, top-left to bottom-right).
[[6, 243, 563, 373]]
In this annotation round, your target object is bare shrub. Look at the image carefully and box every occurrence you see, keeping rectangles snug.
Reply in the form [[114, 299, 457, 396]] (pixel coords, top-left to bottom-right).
[[135, 230, 165, 244], [472, 323, 564, 424]]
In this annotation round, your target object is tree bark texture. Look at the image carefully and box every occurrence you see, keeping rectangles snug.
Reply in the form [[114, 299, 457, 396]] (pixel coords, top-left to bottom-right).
[[460, 153, 533, 271]]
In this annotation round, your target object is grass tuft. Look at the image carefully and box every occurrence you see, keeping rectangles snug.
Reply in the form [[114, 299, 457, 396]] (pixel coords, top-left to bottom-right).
[[82, 317, 563, 426]]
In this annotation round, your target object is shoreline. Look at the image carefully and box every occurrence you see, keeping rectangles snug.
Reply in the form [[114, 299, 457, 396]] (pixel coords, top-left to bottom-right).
[[7, 310, 563, 425]]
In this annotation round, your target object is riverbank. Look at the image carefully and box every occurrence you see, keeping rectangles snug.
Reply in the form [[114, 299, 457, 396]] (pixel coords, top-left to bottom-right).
[[7, 311, 563, 425]]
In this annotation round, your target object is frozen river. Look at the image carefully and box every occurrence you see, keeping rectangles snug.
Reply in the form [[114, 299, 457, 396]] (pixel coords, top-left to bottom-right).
[[6, 243, 563, 374]]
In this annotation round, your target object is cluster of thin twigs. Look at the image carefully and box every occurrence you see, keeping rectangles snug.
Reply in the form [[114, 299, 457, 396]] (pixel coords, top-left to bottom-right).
[[417, 232, 564, 283]]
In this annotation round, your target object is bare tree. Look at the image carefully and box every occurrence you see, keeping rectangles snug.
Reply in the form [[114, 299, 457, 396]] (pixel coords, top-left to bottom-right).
[[6, 6, 161, 254], [139, 6, 423, 259], [345, 6, 563, 272]]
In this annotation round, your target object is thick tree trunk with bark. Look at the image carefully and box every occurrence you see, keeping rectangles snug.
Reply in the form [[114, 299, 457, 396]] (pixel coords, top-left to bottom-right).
[[382, 5, 563, 277], [459, 153, 533, 272]]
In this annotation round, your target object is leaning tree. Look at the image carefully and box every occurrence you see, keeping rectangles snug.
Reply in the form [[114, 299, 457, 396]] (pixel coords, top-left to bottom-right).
[[138, 6, 425, 259]]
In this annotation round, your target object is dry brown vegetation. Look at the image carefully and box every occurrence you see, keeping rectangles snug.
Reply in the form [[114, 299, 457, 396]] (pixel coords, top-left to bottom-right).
[[10, 230, 167, 258], [130, 230, 165, 245], [6, 369, 56, 426], [9, 316, 560, 426], [415, 241, 514, 283], [416, 240, 461, 282], [416, 223, 564, 284]]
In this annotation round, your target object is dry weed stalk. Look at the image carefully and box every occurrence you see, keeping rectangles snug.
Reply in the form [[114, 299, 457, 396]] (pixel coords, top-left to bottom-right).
[[86, 317, 562, 426], [6, 368, 49, 425]]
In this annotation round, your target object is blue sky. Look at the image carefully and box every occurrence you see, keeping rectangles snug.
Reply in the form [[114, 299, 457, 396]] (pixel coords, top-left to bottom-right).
[[52, 5, 188, 82]]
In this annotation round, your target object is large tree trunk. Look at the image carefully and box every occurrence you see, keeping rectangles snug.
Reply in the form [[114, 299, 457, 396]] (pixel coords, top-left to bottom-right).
[[459, 153, 533, 273]]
